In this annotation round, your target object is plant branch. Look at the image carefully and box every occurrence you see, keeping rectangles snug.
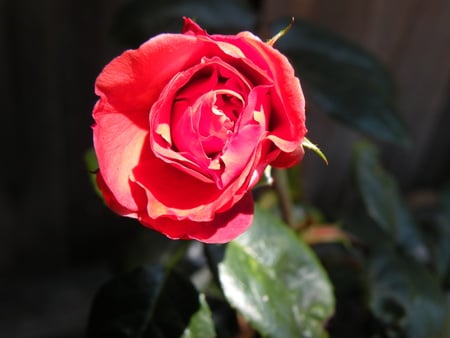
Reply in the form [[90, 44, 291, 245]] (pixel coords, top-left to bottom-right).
[[272, 168, 294, 227]]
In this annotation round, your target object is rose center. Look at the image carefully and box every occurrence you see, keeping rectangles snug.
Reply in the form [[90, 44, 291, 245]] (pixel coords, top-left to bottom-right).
[[171, 64, 248, 160], [197, 90, 243, 157]]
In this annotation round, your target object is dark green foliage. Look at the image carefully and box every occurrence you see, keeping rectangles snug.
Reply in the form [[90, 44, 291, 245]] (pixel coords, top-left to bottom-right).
[[87, 265, 201, 338], [271, 19, 409, 146]]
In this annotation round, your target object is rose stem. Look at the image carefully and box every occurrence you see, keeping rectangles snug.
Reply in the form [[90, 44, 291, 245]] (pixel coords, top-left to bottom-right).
[[166, 240, 191, 270], [272, 168, 294, 228]]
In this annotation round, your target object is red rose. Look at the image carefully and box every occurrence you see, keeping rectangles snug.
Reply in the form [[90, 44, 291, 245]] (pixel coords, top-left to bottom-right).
[[92, 17, 306, 243]]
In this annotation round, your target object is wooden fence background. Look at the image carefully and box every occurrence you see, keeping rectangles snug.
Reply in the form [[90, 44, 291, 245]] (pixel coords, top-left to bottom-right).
[[0, 0, 448, 336]]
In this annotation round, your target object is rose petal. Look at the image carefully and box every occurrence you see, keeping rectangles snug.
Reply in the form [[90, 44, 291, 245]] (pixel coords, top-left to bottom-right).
[[182, 17, 207, 36], [94, 33, 220, 127], [96, 172, 137, 217], [270, 144, 305, 168], [140, 191, 254, 243], [219, 124, 263, 187], [132, 156, 222, 221], [93, 109, 148, 212]]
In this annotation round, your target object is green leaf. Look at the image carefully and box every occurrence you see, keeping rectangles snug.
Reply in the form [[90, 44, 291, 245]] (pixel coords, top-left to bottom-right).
[[182, 294, 216, 338], [84, 147, 98, 172], [369, 249, 449, 338], [218, 207, 334, 338], [420, 214, 450, 283], [420, 185, 450, 284], [111, 0, 256, 46], [271, 19, 409, 146], [353, 141, 427, 261], [350, 143, 450, 336], [345, 217, 450, 338], [84, 148, 102, 198], [87, 265, 200, 338]]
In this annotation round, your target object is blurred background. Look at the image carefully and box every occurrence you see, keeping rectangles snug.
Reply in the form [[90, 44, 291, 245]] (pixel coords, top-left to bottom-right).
[[0, 0, 449, 337]]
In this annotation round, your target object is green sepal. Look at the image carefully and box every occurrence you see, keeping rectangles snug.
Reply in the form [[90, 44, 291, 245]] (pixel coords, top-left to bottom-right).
[[267, 17, 294, 46], [84, 147, 102, 198], [302, 137, 328, 165]]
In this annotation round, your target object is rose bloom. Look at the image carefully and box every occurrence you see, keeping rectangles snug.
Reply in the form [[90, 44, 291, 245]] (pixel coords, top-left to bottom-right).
[[92, 17, 306, 243]]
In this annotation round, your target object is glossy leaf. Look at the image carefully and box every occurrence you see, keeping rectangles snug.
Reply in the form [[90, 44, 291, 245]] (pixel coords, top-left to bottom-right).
[[345, 217, 450, 338], [87, 265, 200, 338], [111, 0, 256, 46], [182, 294, 216, 338], [271, 19, 409, 146], [218, 207, 334, 338], [353, 141, 427, 261]]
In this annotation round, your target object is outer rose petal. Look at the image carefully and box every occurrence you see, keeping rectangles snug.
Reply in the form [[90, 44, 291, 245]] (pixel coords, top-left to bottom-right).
[[93, 107, 148, 212], [182, 17, 207, 36], [94, 33, 206, 122], [96, 172, 136, 216], [131, 147, 256, 222], [132, 156, 221, 221], [270, 144, 305, 168], [140, 192, 254, 243]]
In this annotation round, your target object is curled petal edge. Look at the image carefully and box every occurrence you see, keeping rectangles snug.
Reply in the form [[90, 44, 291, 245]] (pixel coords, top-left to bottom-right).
[[139, 192, 254, 243]]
